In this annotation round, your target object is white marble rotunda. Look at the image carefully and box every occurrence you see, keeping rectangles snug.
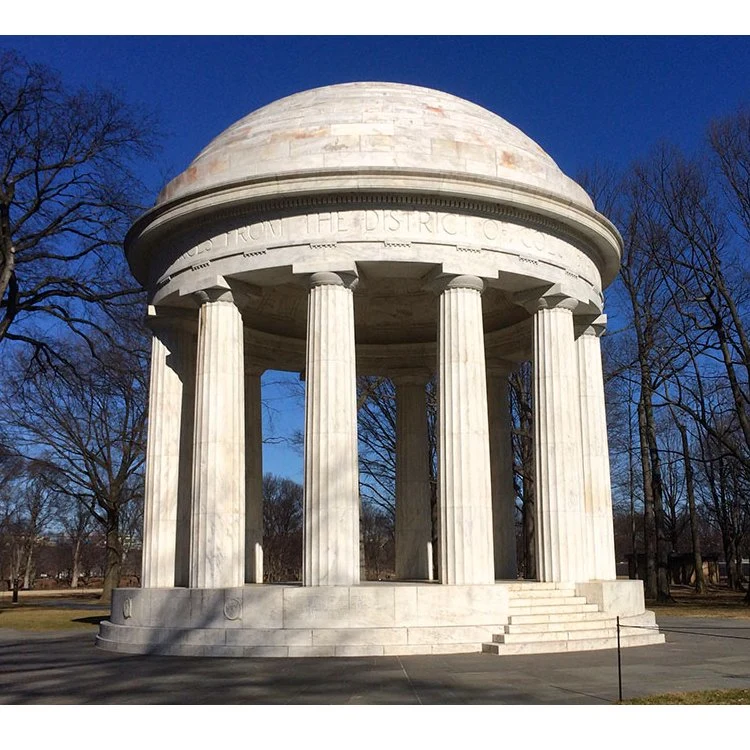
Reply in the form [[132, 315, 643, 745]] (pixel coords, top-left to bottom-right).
[[97, 83, 663, 657]]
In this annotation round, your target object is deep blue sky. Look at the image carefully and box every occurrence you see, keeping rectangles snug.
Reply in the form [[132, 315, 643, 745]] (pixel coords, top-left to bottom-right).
[[2, 36, 749, 480], [4, 37, 749, 192]]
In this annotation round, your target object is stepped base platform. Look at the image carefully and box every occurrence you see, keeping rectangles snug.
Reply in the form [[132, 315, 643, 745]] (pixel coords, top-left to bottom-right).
[[96, 580, 664, 657]]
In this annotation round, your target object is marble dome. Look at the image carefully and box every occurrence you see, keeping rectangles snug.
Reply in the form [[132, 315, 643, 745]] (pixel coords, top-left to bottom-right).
[[157, 82, 593, 210]]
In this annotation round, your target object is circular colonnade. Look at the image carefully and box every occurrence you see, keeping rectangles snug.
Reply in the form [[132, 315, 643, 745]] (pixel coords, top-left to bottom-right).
[[97, 83, 661, 657]]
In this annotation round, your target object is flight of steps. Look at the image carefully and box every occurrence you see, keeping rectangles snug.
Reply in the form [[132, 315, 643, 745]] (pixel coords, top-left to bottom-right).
[[483, 583, 665, 656]]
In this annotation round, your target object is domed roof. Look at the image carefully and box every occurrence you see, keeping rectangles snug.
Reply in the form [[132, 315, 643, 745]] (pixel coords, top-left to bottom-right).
[[157, 82, 593, 209]]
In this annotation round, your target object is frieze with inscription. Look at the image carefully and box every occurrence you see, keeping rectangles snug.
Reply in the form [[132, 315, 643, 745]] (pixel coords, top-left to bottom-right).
[[160, 207, 600, 288]]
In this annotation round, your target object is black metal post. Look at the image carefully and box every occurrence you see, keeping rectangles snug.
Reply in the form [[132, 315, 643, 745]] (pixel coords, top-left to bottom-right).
[[616, 615, 623, 702]]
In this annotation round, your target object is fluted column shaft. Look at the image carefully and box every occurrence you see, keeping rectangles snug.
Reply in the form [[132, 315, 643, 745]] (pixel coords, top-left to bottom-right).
[[437, 275, 494, 585], [303, 272, 359, 586], [576, 318, 617, 580], [142, 321, 194, 588], [488, 365, 517, 580], [245, 366, 264, 583], [531, 298, 586, 582], [190, 290, 245, 589], [394, 374, 432, 580]]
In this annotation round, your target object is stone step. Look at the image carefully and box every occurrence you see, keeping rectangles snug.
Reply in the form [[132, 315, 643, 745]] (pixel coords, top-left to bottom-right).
[[482, 632, 666, 656], [619, 612, 659, 628], [505, 617, 617, 634], [508, 588, 577, 600], [509, 596, 588, 608], [494, 627, 618, 644], [504, 582, 574, 591], [507, 603, 600, 616], [509, 610, 613, 625]]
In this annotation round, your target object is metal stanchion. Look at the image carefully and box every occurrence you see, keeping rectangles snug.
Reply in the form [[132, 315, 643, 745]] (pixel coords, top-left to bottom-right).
[[617, 615, 623, 703]]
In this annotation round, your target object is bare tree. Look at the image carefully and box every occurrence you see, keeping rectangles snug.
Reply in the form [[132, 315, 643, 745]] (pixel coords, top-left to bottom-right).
[[645, 145, 750, 471], [509, 364, 534, 579], [57, 495, 94, 589], [0, 49, 157, 364], [4, 328, 148, 601], [15, 464, 57, 588], [581, 162, 676, 602], [262, 473, 302, 582], [675, 418, 707, 593], [357, 376, 397, 517], [361, 503, 395, 580]]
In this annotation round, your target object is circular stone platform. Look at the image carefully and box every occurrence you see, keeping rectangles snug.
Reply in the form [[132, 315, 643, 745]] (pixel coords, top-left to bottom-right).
[[97, 581, 662, 657]]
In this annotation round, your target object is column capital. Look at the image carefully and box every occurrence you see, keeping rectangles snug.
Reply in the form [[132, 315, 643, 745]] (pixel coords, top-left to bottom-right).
[[429, 273, 485, 295], [391, 368, 431, 387], [179, 275, 235, 306], [305, 270, 359, 290], [194, 287, 234, 305], [575, 314, 607, 338], [512, 285, 579, 314]]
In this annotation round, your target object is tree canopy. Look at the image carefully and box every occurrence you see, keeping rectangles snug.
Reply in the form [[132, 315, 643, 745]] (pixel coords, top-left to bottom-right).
[[0, 49, 157, 363]]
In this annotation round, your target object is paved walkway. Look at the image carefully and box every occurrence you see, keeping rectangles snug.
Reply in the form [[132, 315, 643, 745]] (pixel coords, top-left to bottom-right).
[[0, 617, 748, 704]]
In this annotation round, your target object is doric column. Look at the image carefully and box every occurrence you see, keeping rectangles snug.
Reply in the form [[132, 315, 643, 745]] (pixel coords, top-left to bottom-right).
[[576, 316, 616, 580], [245, 364, 265, 583], [393, 371, 433, 580], [303, 272, 359, 586], [487, 362, 517, 580], [142, 314, 195, 588], [437, 275, 494, 585], [190, 287, 245, 589], [521, 291, 586, 582]]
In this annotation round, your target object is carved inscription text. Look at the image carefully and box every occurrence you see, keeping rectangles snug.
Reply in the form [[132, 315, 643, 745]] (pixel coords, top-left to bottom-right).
[[175, 209, 549, 266]]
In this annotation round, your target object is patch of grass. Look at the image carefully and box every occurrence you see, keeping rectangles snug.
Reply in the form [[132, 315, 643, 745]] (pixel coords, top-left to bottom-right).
[[0, 588, 103, 600], [650, 605, 750, 619], [648, 584, 750, 619], [0, 606, 110, 631], [625, 689, 750, 705]]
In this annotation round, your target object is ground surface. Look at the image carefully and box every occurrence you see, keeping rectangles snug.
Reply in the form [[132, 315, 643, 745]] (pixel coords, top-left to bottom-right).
[[626, 688, 750, 704], [1, 615, 749, 704], [649, 584, 750, 619], [0, 592, 108, 631]]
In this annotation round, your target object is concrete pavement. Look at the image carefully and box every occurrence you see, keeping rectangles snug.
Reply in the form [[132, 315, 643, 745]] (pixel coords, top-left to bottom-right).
[[0, 617, 748, 704]]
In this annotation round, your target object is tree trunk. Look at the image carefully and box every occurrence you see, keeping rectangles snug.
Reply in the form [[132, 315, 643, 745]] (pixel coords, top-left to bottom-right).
[[678, 421, 706, 593], [430, 479, 438, 581], [522, 482, 536, 580], [71, 536, 82, 589], [521, 391, 535, 581], [9, 545, 21, 591], [640, 384, 672, 603], [638, 398, 657, 599], [100, 516, 122, 603], [723, 532, 738, 590], [629, 410, 638, 580], [629, 489, 638, 580], [22, 544, 34, 590]]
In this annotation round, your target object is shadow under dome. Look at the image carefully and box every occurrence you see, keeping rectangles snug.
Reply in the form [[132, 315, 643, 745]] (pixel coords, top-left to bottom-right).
[[238, 275, 525, 348]]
